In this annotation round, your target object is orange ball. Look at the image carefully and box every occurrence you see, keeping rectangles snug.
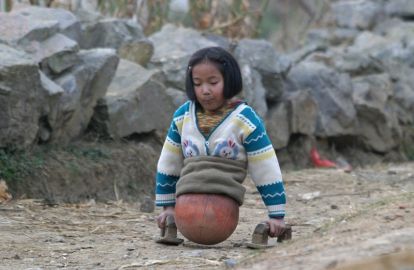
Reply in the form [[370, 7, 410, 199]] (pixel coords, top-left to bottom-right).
[[175, 193, 239, 245]]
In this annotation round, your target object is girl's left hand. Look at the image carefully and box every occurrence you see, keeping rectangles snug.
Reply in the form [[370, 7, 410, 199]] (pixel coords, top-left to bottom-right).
[[265, 218, 286, 238]]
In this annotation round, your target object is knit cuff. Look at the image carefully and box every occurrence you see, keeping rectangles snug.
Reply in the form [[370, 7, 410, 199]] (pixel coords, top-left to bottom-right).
[[156, 202, 175, 207], [269, 215, 285, 219]]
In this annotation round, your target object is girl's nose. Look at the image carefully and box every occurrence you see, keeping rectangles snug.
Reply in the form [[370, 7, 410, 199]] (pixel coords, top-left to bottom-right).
[[201, 84, 210, 94]]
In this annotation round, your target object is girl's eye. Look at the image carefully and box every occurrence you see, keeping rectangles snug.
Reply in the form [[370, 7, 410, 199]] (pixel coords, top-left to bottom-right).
[[193, 83, 201, 87], [210, 81, 218, 85]]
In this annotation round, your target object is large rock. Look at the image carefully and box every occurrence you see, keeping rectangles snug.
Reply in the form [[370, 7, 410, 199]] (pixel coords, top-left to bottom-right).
[[306, 28, 359, 47], [339, 29, 414, 75], [25, 33, 79, 75], [333, 50, 383, 76], [234, 39, 291, 103], [380, 21, 414, 42], [349, 29, 414, 69], [148, 24, 218, 89], [11, 6, 82, 43], [37, 72, 64, 143], [288, 43, 327, 64], [348, 31, 391, 53], [385, 0, 414, 18], [352, 73, 402, 152], [240, 64, 267, 117], [0, 44, 42, 148], [0, 10, 80, 75], [387, 65, 414, 125], [51, 49, 119, 143], [91, 59, 176, 139], [0, 13, 59, 46], [266, 89, 318, 150], [79, 18, 153, 66], [332, 0, 384, 30], [266, 102, 290, 149], [165, 87, 187, 107], [285, 61, 356, 137], [286, 90, 318, 135]]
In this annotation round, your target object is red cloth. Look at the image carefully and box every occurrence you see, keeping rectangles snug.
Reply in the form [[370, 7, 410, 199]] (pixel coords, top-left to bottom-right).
[[310, 148, 336, 168]]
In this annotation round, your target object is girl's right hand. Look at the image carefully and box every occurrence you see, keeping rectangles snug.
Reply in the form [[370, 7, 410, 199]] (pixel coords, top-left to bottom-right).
[[156, 206, 175, 229]]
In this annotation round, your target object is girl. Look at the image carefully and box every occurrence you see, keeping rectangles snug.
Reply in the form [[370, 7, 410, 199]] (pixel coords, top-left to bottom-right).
[[155, 46, 286, 238]]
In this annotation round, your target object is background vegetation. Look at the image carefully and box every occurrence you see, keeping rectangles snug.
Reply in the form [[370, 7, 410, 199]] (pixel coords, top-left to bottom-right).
[[1, 0, 331, 52]]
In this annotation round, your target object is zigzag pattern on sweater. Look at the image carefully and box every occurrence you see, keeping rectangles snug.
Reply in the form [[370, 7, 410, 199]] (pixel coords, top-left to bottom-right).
[[261, 191, 286, 198], [245, 107, 262, 122], [170, 125, 180, 136], [156, 181, 177, 187], [244, 131, 267, 144], [255, 178, 283, 185]]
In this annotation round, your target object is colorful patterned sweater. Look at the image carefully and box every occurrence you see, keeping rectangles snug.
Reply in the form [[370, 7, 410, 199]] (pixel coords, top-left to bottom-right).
[[155, 100, 286, 218]]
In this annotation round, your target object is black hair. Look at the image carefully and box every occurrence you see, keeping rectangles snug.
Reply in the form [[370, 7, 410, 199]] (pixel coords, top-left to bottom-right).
[[185, 46, 243, 101]]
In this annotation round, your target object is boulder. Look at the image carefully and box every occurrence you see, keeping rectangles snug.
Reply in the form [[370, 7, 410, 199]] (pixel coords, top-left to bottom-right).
[[285, 61, 356, 137], [387, 65, 414, 125], [266, 102, 290, 149], [91, 59, 176, 139], [286, 90, 318, 135], [24, 33, 80, 75], [38, 71, 64, 142], [0, 44, 42, 148], [306, 28, 359, 47], [0, 13, 59, 46], [240, 64, 267, 117], [352, 73, 402, 152], [51, 49, 119, 143], [165, 87, 188, 108], [385, 0, 414, 18], [11, 6, 82, 43], [234, 39, 291, 103], [148, 24, 218, 89], [332, 0, 384, 30], [79, 18, 153, 66]]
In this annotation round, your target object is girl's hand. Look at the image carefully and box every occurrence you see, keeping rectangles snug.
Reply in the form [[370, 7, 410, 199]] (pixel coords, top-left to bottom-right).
[[265, 218, 286, 238], [156, 206, 175, 229]]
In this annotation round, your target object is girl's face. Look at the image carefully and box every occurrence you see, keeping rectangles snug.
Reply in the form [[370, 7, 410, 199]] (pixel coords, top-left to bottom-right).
[[192, 61, 225, 112]]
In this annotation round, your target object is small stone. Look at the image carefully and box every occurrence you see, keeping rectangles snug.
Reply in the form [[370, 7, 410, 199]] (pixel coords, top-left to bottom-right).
[[224, 258, 237, 268], [331, 205, 339, 210], [232, 242, 243, 247], [326, 259, 338, 269], [139, 196, 155, 213]]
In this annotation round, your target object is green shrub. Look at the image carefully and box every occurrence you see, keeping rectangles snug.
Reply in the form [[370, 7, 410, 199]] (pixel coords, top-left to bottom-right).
[[0, 148, 45, 182], [403, 144, 414, 161], [0, 145, 109, 182]]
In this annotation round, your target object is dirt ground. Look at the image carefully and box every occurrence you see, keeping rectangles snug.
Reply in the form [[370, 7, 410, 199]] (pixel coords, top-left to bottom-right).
[[1, 162, 413, 270]]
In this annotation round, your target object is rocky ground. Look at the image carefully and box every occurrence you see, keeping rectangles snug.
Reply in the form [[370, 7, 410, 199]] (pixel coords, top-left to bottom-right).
[[1, 162, 413, 270]]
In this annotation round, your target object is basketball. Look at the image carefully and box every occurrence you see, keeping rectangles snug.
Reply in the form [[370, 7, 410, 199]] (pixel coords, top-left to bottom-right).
[[175, 193, 239, 245]]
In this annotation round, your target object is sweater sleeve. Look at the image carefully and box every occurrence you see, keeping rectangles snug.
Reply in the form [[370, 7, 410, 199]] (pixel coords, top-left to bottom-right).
[[155, 104, 187, 206], [241, 107, 286, 218]]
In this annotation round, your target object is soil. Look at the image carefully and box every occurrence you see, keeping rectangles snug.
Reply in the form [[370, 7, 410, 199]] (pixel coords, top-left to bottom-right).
[[5, 140, 161, 204], [1, 161, 413, 270]]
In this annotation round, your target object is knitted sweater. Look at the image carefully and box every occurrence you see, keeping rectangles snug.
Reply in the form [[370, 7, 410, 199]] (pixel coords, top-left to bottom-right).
[[155, 101, 286, 218]]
